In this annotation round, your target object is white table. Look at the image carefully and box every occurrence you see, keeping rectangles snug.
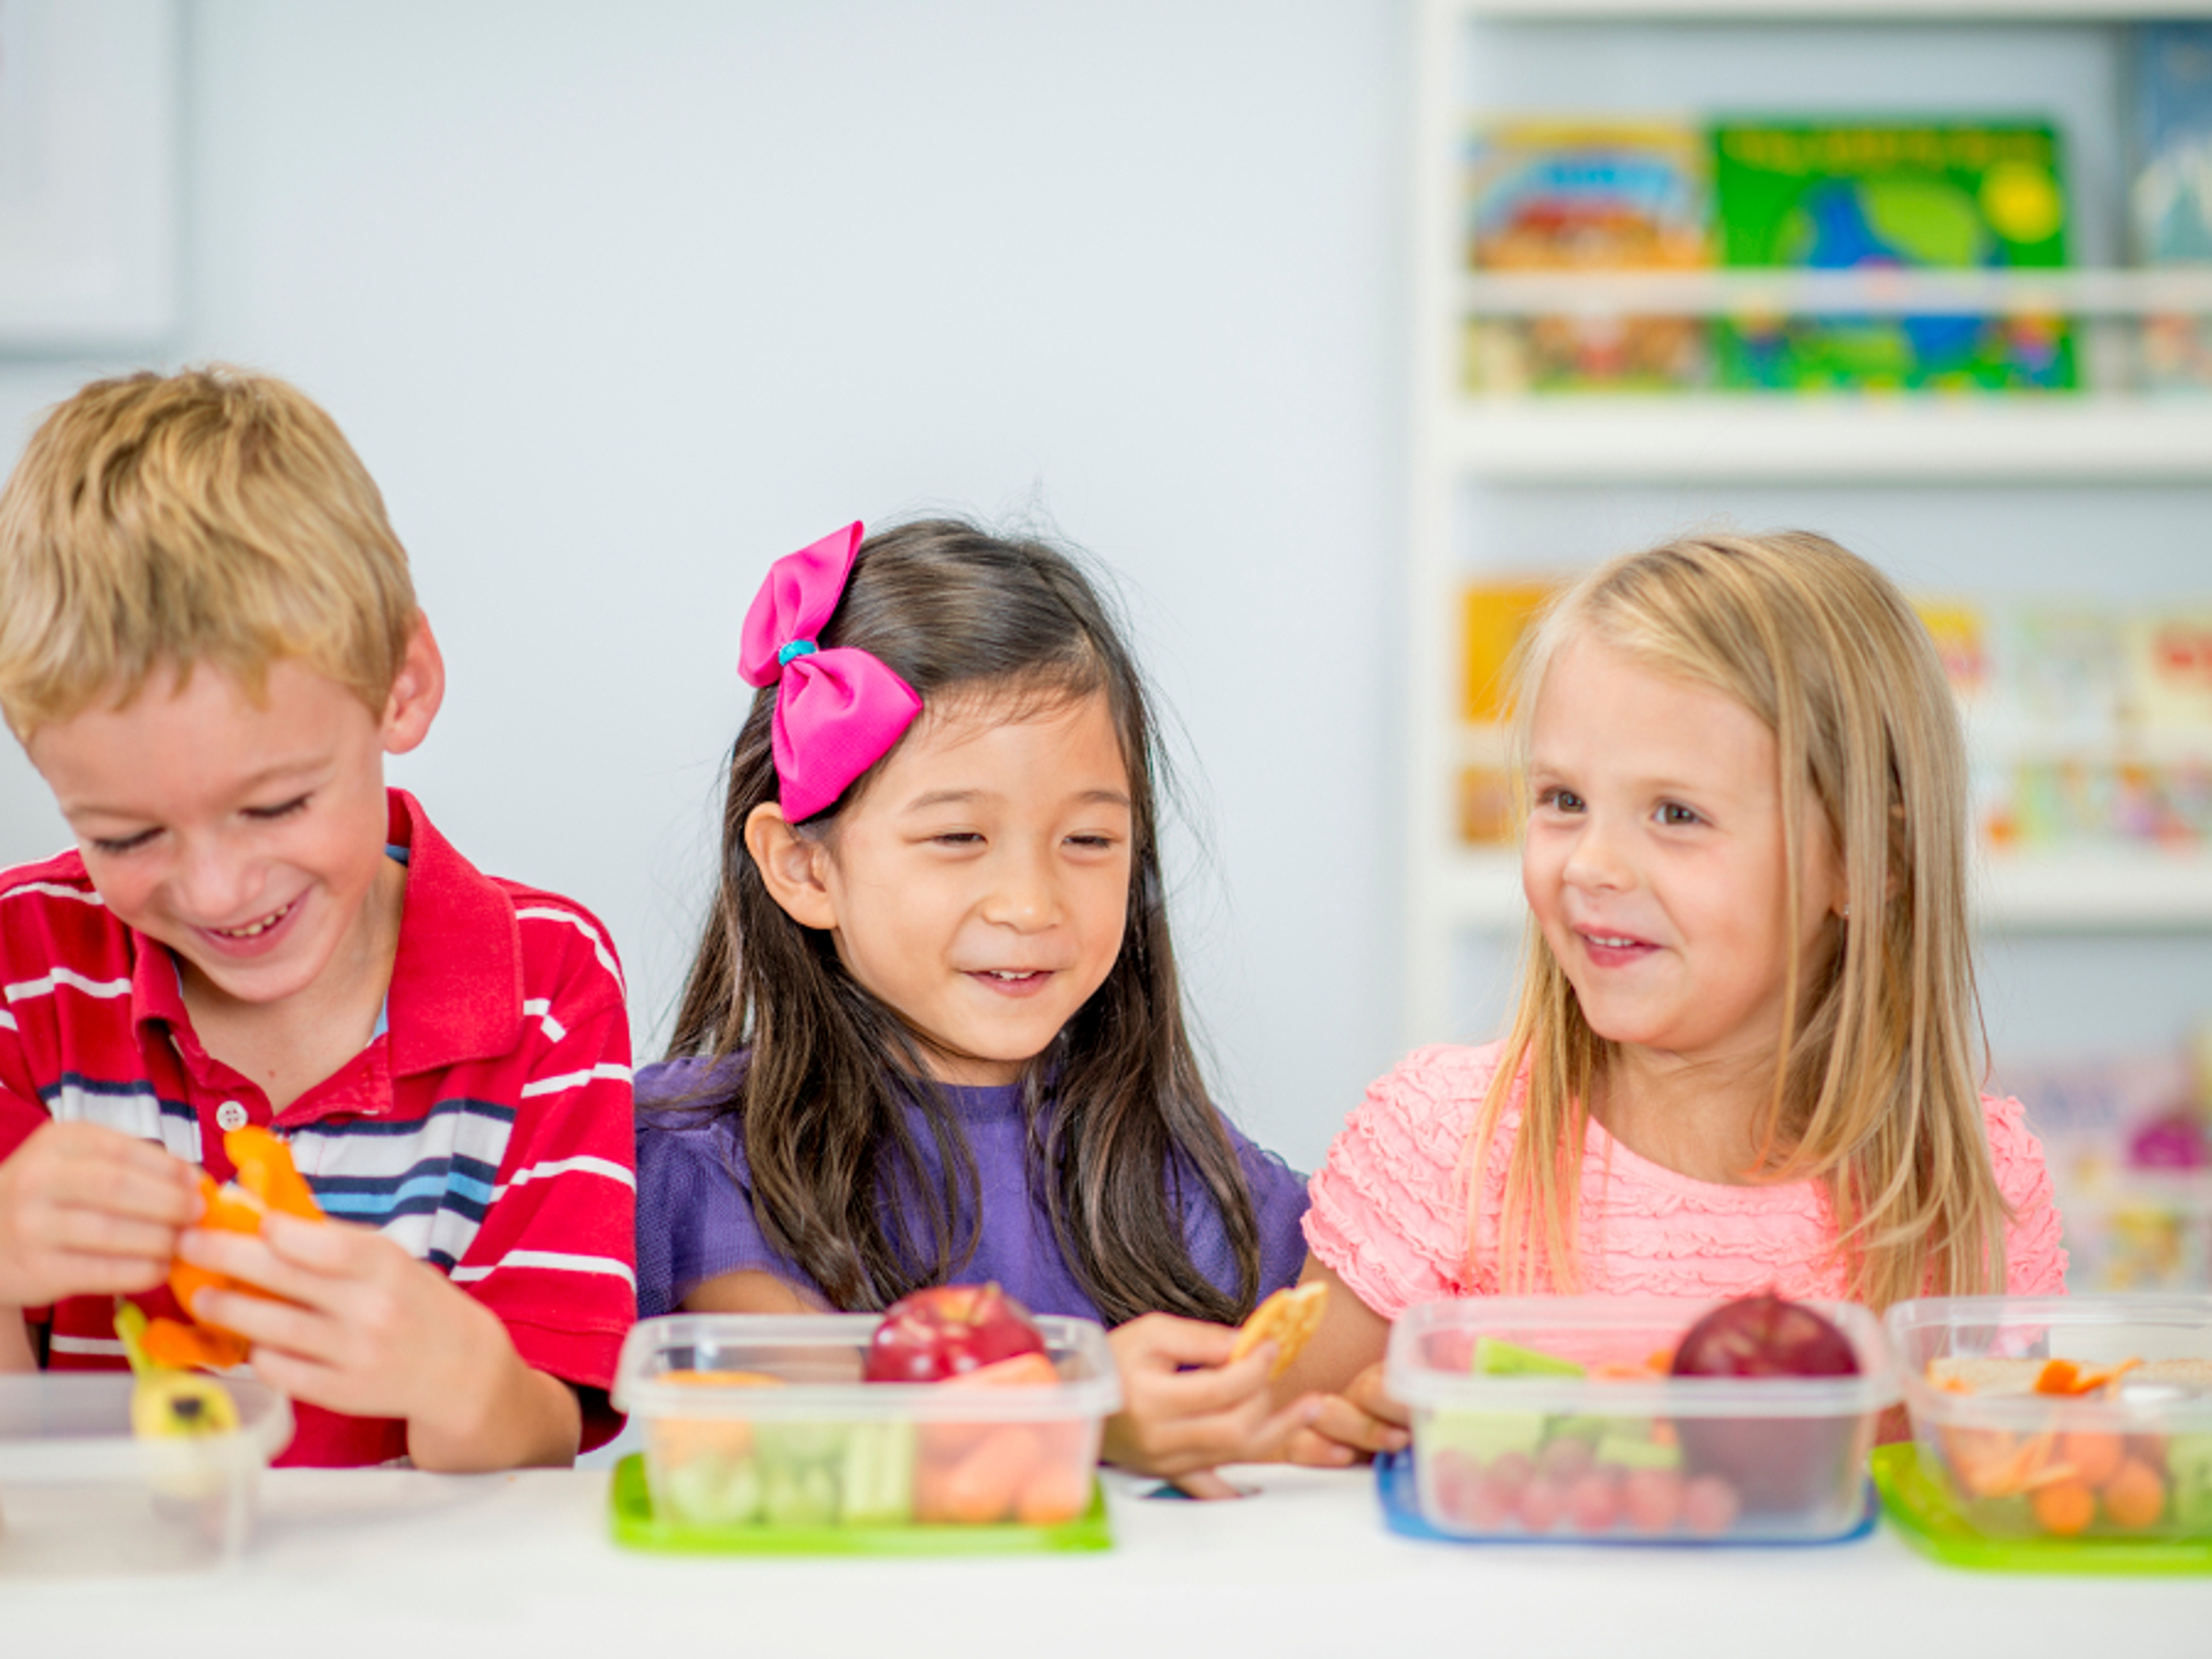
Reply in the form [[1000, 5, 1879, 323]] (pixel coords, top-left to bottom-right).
[[8, 1463, 2207, 1657]]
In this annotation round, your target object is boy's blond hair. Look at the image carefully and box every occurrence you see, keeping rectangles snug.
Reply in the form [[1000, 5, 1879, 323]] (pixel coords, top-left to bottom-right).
[[0, 365, 417, 737], [1471, 531, 2009, 1310]]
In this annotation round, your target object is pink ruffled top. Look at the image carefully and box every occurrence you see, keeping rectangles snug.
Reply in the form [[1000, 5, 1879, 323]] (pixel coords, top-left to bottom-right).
[[1304, 1041, 2068, 1320]]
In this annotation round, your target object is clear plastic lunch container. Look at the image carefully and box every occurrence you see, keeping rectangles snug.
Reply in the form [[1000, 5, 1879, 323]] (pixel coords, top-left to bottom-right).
[[1385, 1297, 1898, 1544], [1888, 1294, 2212, 1544], [611, 1313, 1122, 1538], [0, 1372, 292, 1577]]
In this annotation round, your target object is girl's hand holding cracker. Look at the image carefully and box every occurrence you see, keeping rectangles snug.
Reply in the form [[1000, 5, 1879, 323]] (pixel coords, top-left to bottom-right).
[[1282, 1361, 1410, 1468], [1101, 1312, 1325, 1499], [179, 1209, 581, 1470], [1268, 1262, 1411, 1468]]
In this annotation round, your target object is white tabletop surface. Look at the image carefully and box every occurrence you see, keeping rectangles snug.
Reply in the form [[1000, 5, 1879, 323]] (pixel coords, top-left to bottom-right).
[[7, 1461, 2208, 1657]]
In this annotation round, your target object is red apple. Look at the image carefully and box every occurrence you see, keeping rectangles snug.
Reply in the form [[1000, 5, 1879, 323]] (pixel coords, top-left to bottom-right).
[[1669, 1294, 1859, 1381], [1669, 1293, 1860, 1515], [863, 1282, 1048, 1384]]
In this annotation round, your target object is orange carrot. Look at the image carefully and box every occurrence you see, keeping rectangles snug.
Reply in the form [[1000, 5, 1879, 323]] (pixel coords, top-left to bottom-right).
[[931, 1425, 1042, 1524], [1015, 1459, 1091, 1526], [2030, 1480, 2095, 1536], [2103, 1459, 2166, 1531], [2059, 1431, 2124, 1488]]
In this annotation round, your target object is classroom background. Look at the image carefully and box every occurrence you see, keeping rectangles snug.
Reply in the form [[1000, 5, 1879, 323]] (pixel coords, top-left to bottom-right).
[[0, 0, 2207, 1210]]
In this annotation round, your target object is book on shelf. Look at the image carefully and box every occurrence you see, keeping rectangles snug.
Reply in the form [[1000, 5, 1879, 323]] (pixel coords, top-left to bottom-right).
[[1462, 122, 1710, 394], [1452, 587, 2212, 856], [2133, 24, 2212, 391], [1710, 121, 2077, 393]]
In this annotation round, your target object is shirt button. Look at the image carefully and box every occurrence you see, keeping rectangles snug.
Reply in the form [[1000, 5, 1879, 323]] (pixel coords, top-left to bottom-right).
[[215, 1100, 250, 1132]]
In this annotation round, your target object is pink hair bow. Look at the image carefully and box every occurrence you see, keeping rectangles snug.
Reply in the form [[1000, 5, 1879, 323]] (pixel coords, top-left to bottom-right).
[[739, 522, 922, 821]]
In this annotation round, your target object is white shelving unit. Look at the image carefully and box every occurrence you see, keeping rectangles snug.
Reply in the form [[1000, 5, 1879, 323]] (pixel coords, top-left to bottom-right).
[[1406, 0, 2212, 1046]]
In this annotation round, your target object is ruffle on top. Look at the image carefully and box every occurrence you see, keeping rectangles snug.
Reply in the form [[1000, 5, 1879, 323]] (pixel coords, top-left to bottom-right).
[[1302, 1041, 2068, 1323]]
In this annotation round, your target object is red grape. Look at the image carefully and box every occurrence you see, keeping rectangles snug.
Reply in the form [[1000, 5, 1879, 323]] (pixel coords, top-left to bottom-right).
[[1682, 1474, 1741, 1536], [1567, 1470, 1623, 1532], [1622, 1467, 1685, 1533], [1518, 1475, 1569, 1532]]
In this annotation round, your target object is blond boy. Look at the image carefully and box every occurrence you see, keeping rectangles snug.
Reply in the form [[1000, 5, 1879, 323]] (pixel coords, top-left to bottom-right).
[[0, 369, 635, 1468]]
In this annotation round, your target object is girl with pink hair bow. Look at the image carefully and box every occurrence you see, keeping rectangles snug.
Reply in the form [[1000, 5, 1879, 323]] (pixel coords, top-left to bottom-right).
[[635, 517, 1317, 1495]]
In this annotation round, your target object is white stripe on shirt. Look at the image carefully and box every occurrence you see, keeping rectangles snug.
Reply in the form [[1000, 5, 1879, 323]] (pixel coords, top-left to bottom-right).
[[518, 1062, 632, 1100], [450, 1249, 636, 1290], [514, 907, 625, 994], [5, 967, 132, 1004], [1, 881, 104, 906], [50, 1335, 129, 1357], [521, 998, 567, 1044], [494, 1154, 635, 1199]]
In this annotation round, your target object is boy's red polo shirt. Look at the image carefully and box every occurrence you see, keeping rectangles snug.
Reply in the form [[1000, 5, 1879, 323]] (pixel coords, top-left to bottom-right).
[[0, 789, 637, 1465]]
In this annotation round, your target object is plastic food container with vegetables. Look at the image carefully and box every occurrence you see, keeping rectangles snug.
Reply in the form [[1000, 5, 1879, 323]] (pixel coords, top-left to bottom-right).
[[0, 1370, 291, 1577], [1886, 1294, 2212, 1551], [609, 1284, 1121, 1553], [1383, 1294, 1898, 1544]]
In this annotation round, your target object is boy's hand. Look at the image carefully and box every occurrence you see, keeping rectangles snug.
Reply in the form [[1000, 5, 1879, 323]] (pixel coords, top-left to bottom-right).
[[0, 1122, 200, 1306], [1281, 1360, 1411, 1469], [1100, 1312, 1322, 1499], [179, 1210, 579, 1468]]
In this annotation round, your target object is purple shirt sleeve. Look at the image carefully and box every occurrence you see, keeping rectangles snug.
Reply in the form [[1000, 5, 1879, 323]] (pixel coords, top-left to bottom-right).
[[634, 1056, 807, 1318]]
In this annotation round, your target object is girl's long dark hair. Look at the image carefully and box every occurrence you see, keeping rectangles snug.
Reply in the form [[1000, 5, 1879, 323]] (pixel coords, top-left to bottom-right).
[[668, 518, 1262, 1324]]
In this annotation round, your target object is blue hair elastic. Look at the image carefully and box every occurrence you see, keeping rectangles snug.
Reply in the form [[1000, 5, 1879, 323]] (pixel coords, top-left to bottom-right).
[[777, 638, 819, 667]]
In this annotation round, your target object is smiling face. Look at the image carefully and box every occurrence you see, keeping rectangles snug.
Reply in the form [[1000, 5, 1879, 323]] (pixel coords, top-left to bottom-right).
[[1522, 633, 1844, 1077], [24, 636, 439, 1026], [753, 689, 1135, 1085]]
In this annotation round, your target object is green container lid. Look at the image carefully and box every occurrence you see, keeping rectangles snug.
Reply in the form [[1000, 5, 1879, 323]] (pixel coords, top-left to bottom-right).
[[1872, 1443, 2212, 1575], [606, 1453, 1112, 1556]]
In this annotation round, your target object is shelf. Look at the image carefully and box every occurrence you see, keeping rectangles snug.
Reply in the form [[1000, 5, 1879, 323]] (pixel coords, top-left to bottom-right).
[[1449, 2, 2212, 19], [1437, 849, 2212, 931], [1461, 268, 2212, 317], [1442, 395, 2212, 480]]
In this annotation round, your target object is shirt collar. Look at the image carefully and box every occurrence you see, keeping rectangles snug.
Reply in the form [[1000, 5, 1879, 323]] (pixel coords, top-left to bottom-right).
[[127, 789, 523, 1080]]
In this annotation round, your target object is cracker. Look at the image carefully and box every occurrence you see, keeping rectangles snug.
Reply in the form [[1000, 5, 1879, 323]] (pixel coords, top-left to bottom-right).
[[1229, 1282, 1329, 1377]]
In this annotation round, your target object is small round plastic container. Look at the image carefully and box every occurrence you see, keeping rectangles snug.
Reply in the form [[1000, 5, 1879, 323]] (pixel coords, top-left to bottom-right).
[[611, 1313, 1121, 1548], [1888, 1294, 2212, 1546], [1385, 1296, 1897, 1544], [0, 1372, 292, 1577]]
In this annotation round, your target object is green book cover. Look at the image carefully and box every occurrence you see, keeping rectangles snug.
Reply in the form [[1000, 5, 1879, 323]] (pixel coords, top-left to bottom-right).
[[1712, 122, 2075, 392]]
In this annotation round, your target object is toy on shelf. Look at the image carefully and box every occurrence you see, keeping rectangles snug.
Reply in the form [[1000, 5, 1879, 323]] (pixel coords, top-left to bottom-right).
[[2001, 1031, 2212, 1292]]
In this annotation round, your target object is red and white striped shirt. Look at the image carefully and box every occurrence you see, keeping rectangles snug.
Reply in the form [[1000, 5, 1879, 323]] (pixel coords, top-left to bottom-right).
[[0, 790, 637, 1465]]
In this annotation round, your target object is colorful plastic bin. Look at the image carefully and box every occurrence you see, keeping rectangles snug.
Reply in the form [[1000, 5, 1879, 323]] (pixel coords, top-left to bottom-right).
[[1385, 1297, 1896, 1544], [1887, 1294, 2212, 1549], [0, 1372, 291, 1577], [610, 1312, 1120, 1552]]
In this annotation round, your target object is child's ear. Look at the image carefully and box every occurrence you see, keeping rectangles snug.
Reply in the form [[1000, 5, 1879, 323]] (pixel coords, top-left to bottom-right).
[[380, 615, 446, 756], [744, 802, 838, 930]]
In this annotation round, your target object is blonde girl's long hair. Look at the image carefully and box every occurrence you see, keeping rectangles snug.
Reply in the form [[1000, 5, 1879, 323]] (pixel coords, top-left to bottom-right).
[[1469, 531, 2009, 1310]]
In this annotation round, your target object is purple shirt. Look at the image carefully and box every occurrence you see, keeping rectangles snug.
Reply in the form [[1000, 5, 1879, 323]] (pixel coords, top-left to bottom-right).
[[634, 1055, 1309, 1322]]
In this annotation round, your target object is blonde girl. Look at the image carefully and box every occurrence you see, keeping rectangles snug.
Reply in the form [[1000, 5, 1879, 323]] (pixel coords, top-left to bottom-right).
[[1275, 532, 2064, 1462]]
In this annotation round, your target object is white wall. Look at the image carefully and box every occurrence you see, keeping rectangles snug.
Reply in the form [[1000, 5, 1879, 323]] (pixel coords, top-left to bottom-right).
[[0, 0, 1408, 1171], [6, 3, 2205, 1170]]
